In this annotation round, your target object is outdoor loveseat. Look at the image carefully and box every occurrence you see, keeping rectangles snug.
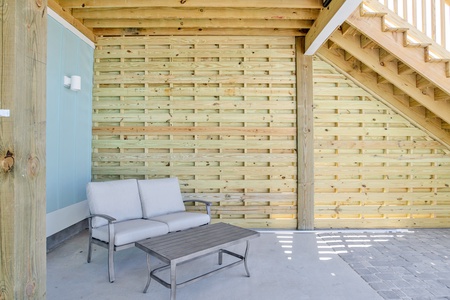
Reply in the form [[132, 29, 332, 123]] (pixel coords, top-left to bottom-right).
[[86, 177, 211, 282]]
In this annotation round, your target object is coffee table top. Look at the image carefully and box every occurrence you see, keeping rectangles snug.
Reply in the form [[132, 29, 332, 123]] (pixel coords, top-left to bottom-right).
[[135, 222, 259, 263]]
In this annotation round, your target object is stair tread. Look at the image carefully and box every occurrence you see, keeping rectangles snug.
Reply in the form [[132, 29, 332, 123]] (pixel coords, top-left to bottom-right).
[[426, 57, 450, 63], [361, 11, 387, 17], [383, 27, 409, 32], [404, 42, 432, 48]]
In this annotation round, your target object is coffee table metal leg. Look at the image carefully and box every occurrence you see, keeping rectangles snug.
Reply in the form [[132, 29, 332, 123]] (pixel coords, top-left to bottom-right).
[[218, 249, 223, 265], [244, 241, 251, 277], [170, 262, 177, 300], [143, 254, 152, 293]]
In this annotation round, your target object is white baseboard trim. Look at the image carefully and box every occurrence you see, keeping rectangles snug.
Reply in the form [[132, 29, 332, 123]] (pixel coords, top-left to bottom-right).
[[46, 200, 89, 237]]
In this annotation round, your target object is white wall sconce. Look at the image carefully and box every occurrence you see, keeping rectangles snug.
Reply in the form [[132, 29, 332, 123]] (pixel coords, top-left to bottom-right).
[[63, 75, 81, 91]]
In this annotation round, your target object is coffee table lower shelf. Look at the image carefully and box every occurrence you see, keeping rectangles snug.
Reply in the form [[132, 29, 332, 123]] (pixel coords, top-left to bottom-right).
[[135, 223, 260, 300], [147, 245, 250, 290]]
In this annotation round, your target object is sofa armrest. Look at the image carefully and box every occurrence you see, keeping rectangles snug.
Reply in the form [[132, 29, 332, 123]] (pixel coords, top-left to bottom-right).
[[87, 214, 117, 250], [183, 200, 212, 216], [89, 213, 117, 224]]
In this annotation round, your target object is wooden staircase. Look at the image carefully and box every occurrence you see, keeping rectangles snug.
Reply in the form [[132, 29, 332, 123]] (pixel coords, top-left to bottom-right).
[[317, 0, 450, 148]]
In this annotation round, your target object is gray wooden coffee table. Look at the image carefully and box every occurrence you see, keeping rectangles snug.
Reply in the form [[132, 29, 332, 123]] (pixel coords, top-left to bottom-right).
[[135, 222, 260, 300]]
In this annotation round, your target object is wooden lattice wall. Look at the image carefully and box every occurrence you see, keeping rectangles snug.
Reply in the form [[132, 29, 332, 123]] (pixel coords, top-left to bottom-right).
[[92, 36, 297, 229], [92, 36, 450, 229], [313, 58, 450, 228]]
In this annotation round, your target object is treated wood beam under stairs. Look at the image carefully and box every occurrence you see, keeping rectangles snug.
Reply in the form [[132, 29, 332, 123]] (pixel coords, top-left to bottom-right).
[[305, 0, 362, 55]]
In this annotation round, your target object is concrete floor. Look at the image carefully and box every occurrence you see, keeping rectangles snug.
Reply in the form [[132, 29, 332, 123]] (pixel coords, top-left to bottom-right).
[[47, 229, 383, 300]]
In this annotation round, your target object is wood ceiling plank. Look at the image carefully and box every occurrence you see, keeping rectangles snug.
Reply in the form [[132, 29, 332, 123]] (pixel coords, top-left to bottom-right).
[[93, 28, 306, 37], [72, 7, 319, 20], [60, 0, 322, 9], [95, 35, 295, 45], [83, 18, 314, 29]]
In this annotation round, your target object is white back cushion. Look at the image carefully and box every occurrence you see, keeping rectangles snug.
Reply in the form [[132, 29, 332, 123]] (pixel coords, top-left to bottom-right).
[[87, 179, 142, 228], [138, 178, 186, 218]]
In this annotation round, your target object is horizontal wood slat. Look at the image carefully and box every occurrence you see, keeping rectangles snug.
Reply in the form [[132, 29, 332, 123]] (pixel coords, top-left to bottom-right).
[[94, 75, 296, 85], [94, 62, 296, 72], [92, 153, 297, 162], [314, 218, 450, 229], [95, 48, 296, 58], [93, 127, 296, 136], [95, 36, 300, 45], [93, 87, 295, 97], [93, 100, 296, 110]]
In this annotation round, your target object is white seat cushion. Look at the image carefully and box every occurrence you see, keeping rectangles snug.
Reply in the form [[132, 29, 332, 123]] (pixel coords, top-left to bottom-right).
[[87, 179, 143, 228], [138, 178, 186, 218], [149, 212, 211, 232], [92, 219, 169, 246]]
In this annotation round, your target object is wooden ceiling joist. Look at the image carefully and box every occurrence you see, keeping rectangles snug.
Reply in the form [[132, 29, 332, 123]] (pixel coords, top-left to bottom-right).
[[57, 0, 324, 37]]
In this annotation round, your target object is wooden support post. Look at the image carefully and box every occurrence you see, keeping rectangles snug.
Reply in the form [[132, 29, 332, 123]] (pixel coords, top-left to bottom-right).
[[296, 37, 314, 230], [0, 0, 47, 299]]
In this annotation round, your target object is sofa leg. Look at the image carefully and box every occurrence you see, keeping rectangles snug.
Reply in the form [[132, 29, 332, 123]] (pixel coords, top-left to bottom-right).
[[108, 244, 115, 282], [87, 221, 93, 263], [87, 239, 92, 263]]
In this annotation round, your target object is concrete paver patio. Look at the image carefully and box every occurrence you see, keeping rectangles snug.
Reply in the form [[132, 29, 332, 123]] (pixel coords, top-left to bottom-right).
[[47, 228, 450, 300], [318, 229, 450, 300]]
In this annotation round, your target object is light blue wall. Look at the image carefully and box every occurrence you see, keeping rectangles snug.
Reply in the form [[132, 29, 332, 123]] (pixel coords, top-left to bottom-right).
[[46, 15, 93, 216]]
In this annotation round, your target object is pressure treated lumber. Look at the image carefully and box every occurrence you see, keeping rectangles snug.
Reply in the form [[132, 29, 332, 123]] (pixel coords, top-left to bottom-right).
[[317, 48, 450, 148], [60, 0, 323, 9], [329, 24, 450, 125], [48, 0, 96, 42], [312, 57, 450, 229], [305, 0, 362, 55], [297, 37, 314, 230], [0, 0, 47, 298], [93, 36, 297, 229], [347, 1, 450, 104]]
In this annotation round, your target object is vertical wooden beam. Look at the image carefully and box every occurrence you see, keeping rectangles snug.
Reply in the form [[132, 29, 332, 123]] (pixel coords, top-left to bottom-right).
[[296, 37, 314, 230], [0, 0, 47, 299]]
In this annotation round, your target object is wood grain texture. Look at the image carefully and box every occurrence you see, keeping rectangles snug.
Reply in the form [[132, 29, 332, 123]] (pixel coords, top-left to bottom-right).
[[92, 35, 450, 229], [0, 0, 47, 298], [296, 37, 314, 230], [313, 57, 450, 229], [92, 36, 297, 228]]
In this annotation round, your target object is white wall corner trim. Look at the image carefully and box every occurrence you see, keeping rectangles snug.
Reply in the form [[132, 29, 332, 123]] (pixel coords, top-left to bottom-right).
[[47, 8, 95, 49], [46, 200, 90, 237]]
